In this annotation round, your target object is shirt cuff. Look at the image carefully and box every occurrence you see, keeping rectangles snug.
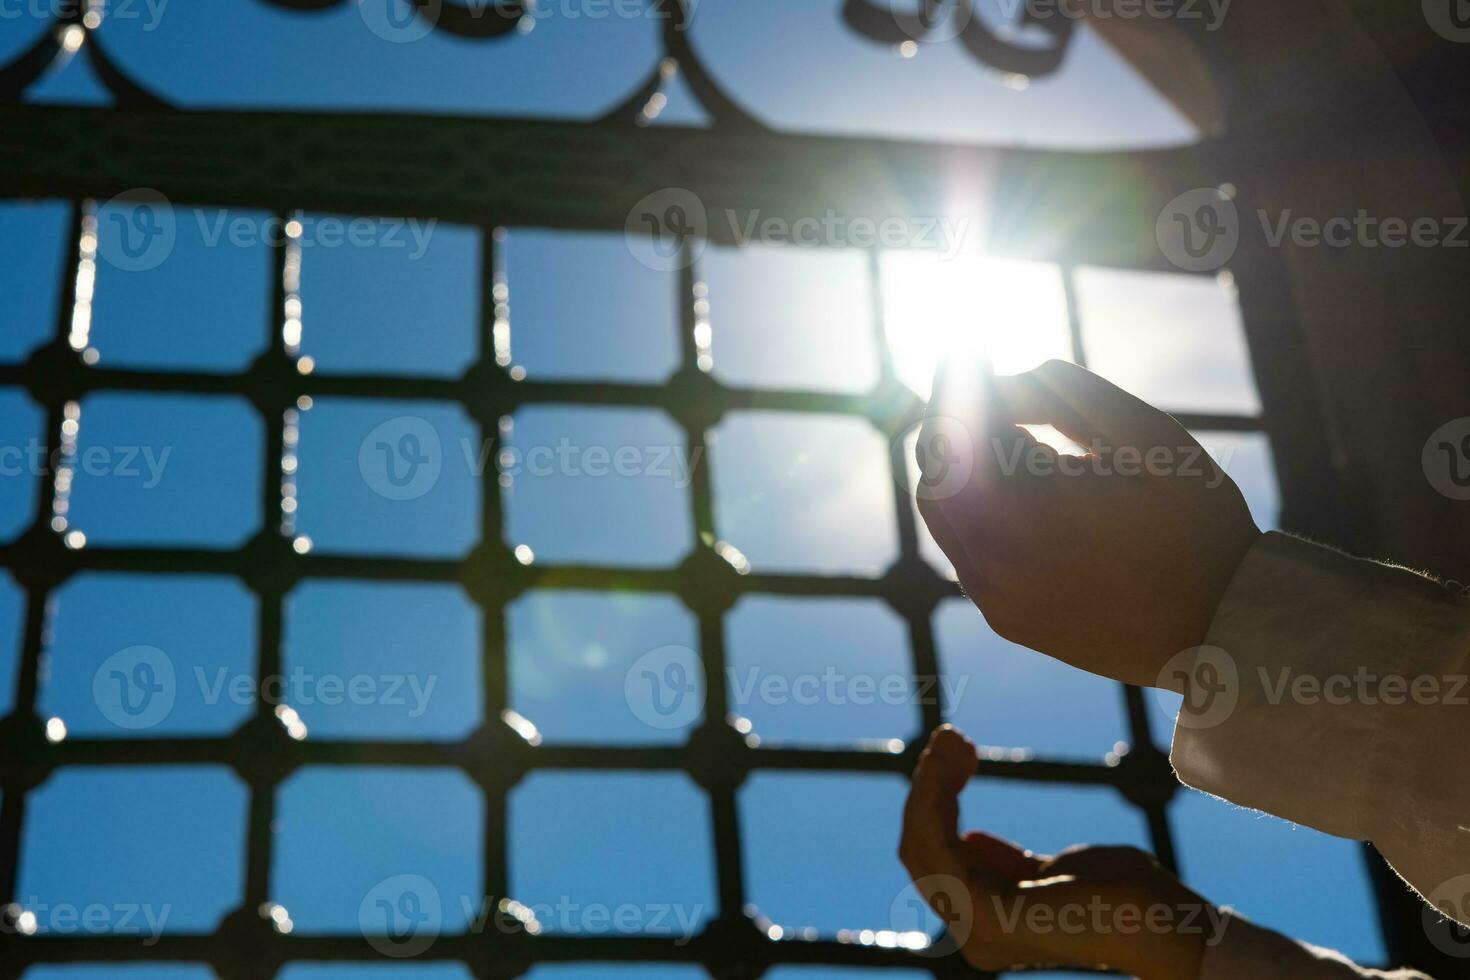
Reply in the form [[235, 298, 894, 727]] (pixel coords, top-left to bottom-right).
[[1170, 531, 1470, 912]]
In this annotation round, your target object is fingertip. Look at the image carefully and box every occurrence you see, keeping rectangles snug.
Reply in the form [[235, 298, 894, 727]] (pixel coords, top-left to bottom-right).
[[926, 724, 974, 757], [922, 727, 976, 795]]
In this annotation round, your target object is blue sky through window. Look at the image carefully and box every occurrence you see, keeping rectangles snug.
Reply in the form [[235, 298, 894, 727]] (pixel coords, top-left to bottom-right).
[[0, 1, 1386, 974], [0, 207, 1379, 968]]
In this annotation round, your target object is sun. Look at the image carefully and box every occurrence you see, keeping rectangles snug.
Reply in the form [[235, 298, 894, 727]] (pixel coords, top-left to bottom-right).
[[880, 248, 1075, 400]]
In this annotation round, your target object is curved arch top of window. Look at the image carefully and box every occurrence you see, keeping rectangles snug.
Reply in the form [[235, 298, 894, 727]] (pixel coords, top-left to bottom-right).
[[688, 0, 1201, 148], [73, 1, 664, 117], [6, 0, 1205, 149]]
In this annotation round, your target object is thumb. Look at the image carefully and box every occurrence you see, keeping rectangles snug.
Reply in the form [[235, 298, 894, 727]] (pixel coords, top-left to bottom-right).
[[960, 830, 1046, 883]]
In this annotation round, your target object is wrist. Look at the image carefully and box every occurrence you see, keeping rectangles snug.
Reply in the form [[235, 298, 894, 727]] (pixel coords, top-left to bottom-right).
[[1201, 524, 1262, 638], [1109, 883, 1212, 980], [1110, 926, 1205, 980], [1139, 926, 1207, 980]]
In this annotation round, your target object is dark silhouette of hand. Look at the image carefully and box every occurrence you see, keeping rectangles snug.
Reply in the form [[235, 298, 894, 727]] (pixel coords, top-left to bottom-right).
[[915, 358, 1261, 690], [899, 726, 1211, 977]]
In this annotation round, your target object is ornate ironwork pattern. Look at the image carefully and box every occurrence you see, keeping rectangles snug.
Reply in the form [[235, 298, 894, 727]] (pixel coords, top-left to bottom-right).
[[0, 0, 777, 127], [0, 201, 1272, 980], [1, 0, 1078, 122], [0, 1, 1394, 978], [842, 0, 1075, 78]]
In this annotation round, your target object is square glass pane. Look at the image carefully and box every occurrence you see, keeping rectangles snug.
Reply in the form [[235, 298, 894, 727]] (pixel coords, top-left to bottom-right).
[[1196, 430, 1280, 531], [91, 204, 272, 372], [726, 596, 917, 746], [1172, 791, 1385, 963], [0, 199, 69, 363], [18, 767, 247, 934], [504, 230, 680, 383], [501, 407, 693, 567], [934, 598, 1129, 759], [704, 245, 879, 394], [958, 781, 1151, 857], [272, 767, 482, 935], [0, 387, 43, 541], [710, 412, 897, 576], [298, 216, 479, 378], [39, 573, 257, 738], [283, 581, 481, 741], [295, 399, 481, 558], [278, 967, 473, 979], [508, 590, 700, 745], [1075, 267, 1260, 415], [740, 773, 917, 934], [24, 968, 216, 980], [64, 393, 262, 548], [510, 772, 716, 939], [881, 252, 1073, 400]]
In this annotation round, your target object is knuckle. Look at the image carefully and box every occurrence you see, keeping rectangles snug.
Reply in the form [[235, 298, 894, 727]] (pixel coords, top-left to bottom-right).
[[978, 600, 1028, 645], [1099, 848, 1165, 897], [1114, 846, 1158, 869], [1036, 358, 1074, 381]]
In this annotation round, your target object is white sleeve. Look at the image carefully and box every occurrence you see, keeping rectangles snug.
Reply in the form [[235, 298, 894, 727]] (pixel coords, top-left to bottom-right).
[[1202, 909, 1431, 979], [1170, 531, 1470, 923]]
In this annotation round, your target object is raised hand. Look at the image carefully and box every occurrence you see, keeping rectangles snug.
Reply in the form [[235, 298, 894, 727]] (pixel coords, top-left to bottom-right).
[[915, 358, 1261, 690], [898, 726, 1212, 977]]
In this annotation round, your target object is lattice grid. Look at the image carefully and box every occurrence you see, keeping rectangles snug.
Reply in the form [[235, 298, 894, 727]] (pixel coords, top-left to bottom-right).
[[0, 193, 1293, 980]]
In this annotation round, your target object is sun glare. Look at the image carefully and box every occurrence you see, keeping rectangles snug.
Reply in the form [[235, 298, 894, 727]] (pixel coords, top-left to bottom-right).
[[881, 250, 1074, 400]]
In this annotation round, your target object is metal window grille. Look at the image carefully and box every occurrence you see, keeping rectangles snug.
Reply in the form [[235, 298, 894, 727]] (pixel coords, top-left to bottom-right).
[[0, 2, 1409, 977]]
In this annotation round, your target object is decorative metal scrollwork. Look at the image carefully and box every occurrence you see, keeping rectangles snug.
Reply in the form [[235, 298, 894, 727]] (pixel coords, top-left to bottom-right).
[[257, 0, 530, 39], [1, 0, 1072, 123], [0, 0, 169, 108], [0, 0, 767, 128], [596, 0, 766, 129], [842, 0, 1075, 78]]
